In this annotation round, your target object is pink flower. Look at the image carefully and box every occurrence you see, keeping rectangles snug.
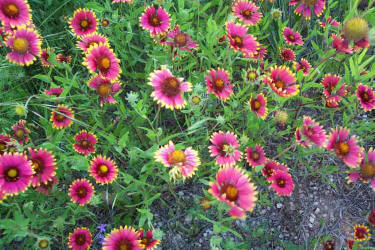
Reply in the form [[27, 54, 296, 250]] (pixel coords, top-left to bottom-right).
[[321, 74, 348, 98], [249, 93, 268, 119], [279, 47, 295, 61], [69, 178, 94, 206], [73, 130, 97, 157], [77, 32, 108, 52], [209, 131, 242, 166], [88, 75, 122, 107], [294, 58, 311, 75], [11, 119, 30, 145], [45, 87, 63, 97], [83, 44, 121, 81], [209, 165, 257, 218], [232, 1, 262, 26], [40, 48, 54, 67], [347, 148, 375, 191], [0, 0, 31, 26], [262, 160, 288, 181], [0, 134, 11, 155], [6, 26, 42, 66], [288, 0, 325, 19], [356, 84, 375, 112], [326, 127, 363, 168], [69, 8, 97, 37], [89, 155, 118, 184], [264, 65, 299, 97], [50, 105, 74, 129], [226, 22, 258, 57], [68, 227, 92, 250], [138, 229, 160, 250], [163, 25, 198, 57], [295, 116, 326, 148], [0, 152, 33, 195], [154, 141, 200, 179], [35, 176, 58, 195], [320, 16, 340, 29], [205, 68, 233, 101], [246, 145, 266, 167], [269, 170, 294, 196], [102, 226, 142, 250], [148, 66, 192, 110], [112, 0, 133, 3], [139, 5, 170, 35], [28, 148, 56, 187], [283, 27, 303, 45], [332, 34, 352, 54]]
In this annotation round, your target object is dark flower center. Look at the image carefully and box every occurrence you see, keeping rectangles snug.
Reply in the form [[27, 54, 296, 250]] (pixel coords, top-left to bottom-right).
[[275, 80, 285, 89], [75, 233, 86, 245], [140, 237, 151, 246], [97, 56, 111, 72], [38, 239, 49, 249], [161, 77, 180, 97], [242, 9, 252, 19], [233, 36, 243, 47], [303, 0, 318, 5], [80, 139, 89, 148], [223, 184, 238, 202], [247, 71, 258, 81], [149, 15, 160, 27], [214, 79, 225, 91], [251, 151, 260, 160], [98, 164, 109, 176], [0, 143, 6, 151], [360, 163, 375, 179], [334, 141, 349, 156], [97, 83, 112, 97], [252, 100, 261, 110], [116, 239, 132, 250], [5, 167, 19, 182], [32, 159, 43, 174], [55, 113, 66, 122], [2, 3, 19, 18], [15, 129, 24, 138], [362, 92, 370, 102], [288, 34, 295, 41], [277, 178, 286, 188], [174, 33, 187, 47], [168, 150, 186, 165], [80, 19, 91, 30], [76, 186, 88, 198], [265, 167, 273, 177]]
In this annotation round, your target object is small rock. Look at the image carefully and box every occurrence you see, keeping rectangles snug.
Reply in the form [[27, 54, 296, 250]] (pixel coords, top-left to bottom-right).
[[276, 203, 283, 209], [315, 208, 320, 213], [309, 216, 315, 224], [178, 191, 184, 196]]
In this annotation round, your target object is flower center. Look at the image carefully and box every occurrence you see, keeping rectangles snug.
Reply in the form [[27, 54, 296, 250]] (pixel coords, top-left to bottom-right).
[[80, 19, 90, 30], [97, 83, 112, 97], [288, 34, 295, 41], [302, 0, 317, 5], [214, 79, 225, 91], [335, 141, 349, 156], [266, 168, 274, 177], [13, 38, 29, 53], [15, 129, 24, 138], [116, 240, 131, 250], [149, 15, 160, 27], [38, 239, 49, 249], [6, 168, 19, 181], [277, 178, 286, 187], [98, 164, 109, 175], [168, 150, 186, 165], [97, 56, 111, 72], [247, 71, 257, 81], [80, 139, 89, 148], [222, 144, 235, 155], [174, 33, 187, 47], [0, 143, 6, 151], [77, 186, 87, 198], [224, 184, 238, 202], [233, 36, 243, 47], [87, 41, 97, 48], [242, 9, 252, 19], [55, 113, 66, 122], [275, 80, 284, 89], [32, 159, 43, 174], [362, 92, 370, 102], [251, 151, 260, 160], [191, 96, 201, 105], [2, 3, 19, 18], [75, 234, 86, 245], [253, 100, 261, 110], [360, 163, 375, 179], [161, 77, 180, 97], [140, 237, 151, 247]]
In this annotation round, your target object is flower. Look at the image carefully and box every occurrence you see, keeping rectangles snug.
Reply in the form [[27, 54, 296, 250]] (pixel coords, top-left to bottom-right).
[[0, 152, 33, 195], [73, 130, 97, 156], [326, 127, 363, 168], [102, 226, 142, 250], [246, 69, 258, 82], [0, 0, 31, 26], [322, 239, 335, 250], [288, 0, 325, 19], [89, 155, 118, 184], [138, 229, 160, 250], [77, 32, 108, 52], [205, 68, 233, 101], [0, 190, 7, 203], [11, 119, 30, 145], [279, 47, 295, 61], [264, 66, 299, 97], [295, 116, 326, 148], [163, 25, 198, 57], [6, 26, 42, 66], [68, 179, 94, 206], [246, 145, 266, 167], [50, 105, 74, 129], [356, 84, 375, 112], [262, 160, 288, 181], [320, 16, 340, 29], [249, 93, 268, 119], [154, 141, 200, 179], [88, 75, 121, 107], [69, 8, 97, 37], [0, 134, 11, 155], [45, 87, 64, 97], [35, 176, 58, 195], [347, 148, 375, 190], [294, 58, 311, 75], [83, 44, 121, 81], [369, 207, 375, 227], [28, 148, 56, 187], [269, 170, 294, 196], [343, 17, 369, 42], [97, 224, 107, 233], [101, 18, 110, 27], [209, 131, 242, 166], [271, 9, 282, 19], [283, 27, 303, 45], [37, 239, 50, 249], [148, 66, 192, 110], [209, 165, 257, 218], [139, 5, 170, 35], [325, 95, 341, 108], [250, 45, 267, 61], [56, 53, 71, 64], [321, 74, 348, 98], [332, 34, 352, 54], [68, 227, 92, 250], [226, 22, 258, 57], [353, 224, 371, 241], [232, 1, 262, 26], [40, 48, 54, 67]]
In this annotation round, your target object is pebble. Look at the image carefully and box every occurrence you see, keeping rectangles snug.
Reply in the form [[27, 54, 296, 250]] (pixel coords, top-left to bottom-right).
[[309, 215, 315, 224], [276, 203, 283, 209]]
